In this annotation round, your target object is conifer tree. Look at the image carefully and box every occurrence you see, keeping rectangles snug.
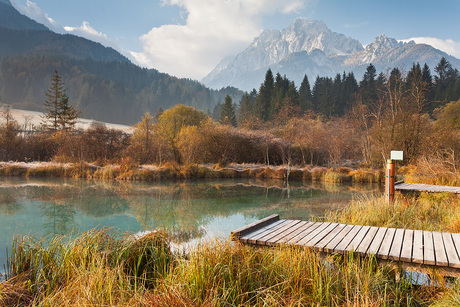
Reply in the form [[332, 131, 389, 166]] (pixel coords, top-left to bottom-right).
[[253, 69, 274, 121], [42, 70, 65, 131], [238, 93, 252, 125], [42, 70, 79, 131], [59, 94, 79, 131], [219, 95, 237, 127], [299, 74, 313, 111], [359, 64, 378, 106]]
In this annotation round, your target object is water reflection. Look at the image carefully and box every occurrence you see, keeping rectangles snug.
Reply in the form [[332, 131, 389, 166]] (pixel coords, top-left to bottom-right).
[[0, 177, 380, 270]]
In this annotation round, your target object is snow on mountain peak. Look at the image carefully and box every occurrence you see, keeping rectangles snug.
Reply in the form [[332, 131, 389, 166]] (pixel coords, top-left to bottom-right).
[[220, 18, 364, 72], [358, 34, 402, 63]]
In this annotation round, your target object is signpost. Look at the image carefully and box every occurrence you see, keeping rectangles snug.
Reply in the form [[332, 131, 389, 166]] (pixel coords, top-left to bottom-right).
[[386, 151, 403, 203]]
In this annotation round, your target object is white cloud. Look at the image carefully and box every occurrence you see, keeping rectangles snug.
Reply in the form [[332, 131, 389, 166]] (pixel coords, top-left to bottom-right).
[[11, 0, 64, 33], [64, 21, 110, 43], [11, 1, 118, 50], [400, 37, 460, 59], [131, 0, 306, 80]]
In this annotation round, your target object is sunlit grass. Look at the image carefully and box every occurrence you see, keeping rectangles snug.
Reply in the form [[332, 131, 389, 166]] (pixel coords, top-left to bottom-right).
[[325, 193, 460, 232], [2, 229, 431, 306]]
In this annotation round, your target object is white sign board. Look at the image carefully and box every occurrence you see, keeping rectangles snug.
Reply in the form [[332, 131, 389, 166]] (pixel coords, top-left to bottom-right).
[[390, 151, 404, 161]]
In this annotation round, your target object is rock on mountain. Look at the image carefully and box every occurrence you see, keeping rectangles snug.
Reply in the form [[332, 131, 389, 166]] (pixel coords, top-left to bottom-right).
[[202, 18, 362, 90], [203, 19, 460, 91]]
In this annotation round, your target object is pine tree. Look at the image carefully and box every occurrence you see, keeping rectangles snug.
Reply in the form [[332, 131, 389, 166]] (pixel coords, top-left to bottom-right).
[[59, 94, 79, 131], [42, 70, 79, 131], [359, 64, 378, 106], [219, 95, 237, 127], [299, 74, 313, 111], [42, 70, 65, 131], [253, 69, 274, 121], [238, 93, 252, 125]]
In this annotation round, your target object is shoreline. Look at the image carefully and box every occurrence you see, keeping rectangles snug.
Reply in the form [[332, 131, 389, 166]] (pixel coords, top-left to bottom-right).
[[0, 161, 384, 183]]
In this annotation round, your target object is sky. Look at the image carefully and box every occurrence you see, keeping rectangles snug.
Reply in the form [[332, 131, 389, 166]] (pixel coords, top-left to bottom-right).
[[9, 0, 460, 81]]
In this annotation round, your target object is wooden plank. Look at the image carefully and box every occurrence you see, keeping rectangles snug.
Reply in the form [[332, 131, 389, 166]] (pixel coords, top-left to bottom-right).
[[452, 233, 460, 254], [395, 182, 460, 194], [296, 222, 332, 246], [277, 221, 315, 244], [452, 233, 460, 268], [423, 231, 436, 266], [400, 229, 413, 262], [412, 230, 424, 264], [345, 226, 370, 252], [333, 225, 362, 254], [433, 232, 448, 267], [233, 216, 460, 274], [366, 227, 387, 256], [240, 219, 285, 244], [356, 227, 379, 255], [286, 222, 323, 244], [442, 233, 460, 268], [388, 228, 405, 261], [323, 224, 354, 253], [247, 220, 289, 245], [256, 220, 300, 245], [315, 224, 347, 251], [307, 223, 340, 248], [231, 214, 279, 239], [265, 220, 303, 246], [377, 228, 396, 260]]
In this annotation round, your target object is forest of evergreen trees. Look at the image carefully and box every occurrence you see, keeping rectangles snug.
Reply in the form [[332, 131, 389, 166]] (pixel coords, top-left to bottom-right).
[[213, 57, 460, 124]]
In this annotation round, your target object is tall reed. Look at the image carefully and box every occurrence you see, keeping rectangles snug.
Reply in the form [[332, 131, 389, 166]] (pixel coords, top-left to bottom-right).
[[325, 193, 460, 232]]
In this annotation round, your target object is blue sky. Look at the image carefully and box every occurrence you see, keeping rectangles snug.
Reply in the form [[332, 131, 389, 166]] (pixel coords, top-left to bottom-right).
[[10, 0, 460, 80]]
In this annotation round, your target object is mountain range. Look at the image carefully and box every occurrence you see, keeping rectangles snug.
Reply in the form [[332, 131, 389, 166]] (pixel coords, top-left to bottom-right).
[[0, 0, 240, 125], [202, 18, 460, 91]]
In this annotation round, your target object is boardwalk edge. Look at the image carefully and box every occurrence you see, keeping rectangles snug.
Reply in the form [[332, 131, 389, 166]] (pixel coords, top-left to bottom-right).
[[231, 214, 280, 240]]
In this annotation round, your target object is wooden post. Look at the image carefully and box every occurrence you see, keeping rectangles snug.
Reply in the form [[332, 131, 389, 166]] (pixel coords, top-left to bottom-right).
[[385, 159, 395, 203]]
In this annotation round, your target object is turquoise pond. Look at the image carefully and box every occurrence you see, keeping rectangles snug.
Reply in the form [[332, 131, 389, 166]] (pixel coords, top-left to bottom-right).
[[0, 177, 380, 273]]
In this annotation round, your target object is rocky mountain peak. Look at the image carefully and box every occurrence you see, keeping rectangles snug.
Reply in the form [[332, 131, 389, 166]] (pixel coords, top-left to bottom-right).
[[202, 19, 460, 92], [359, 34, 402, 63], [202, 18, 364, 89]]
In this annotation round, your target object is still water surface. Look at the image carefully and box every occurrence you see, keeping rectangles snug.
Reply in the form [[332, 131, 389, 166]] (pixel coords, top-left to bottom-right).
[[0, 177, 380, 271]]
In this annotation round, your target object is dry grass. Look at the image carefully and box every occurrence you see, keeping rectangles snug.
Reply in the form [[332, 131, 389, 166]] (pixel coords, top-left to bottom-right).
[[325, 193, 460, 232], [2, 224, 447, 306]]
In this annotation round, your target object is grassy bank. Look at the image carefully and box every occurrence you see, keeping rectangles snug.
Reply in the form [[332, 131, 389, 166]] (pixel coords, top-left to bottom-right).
[[325, 193, 460, 233], [3, 194, 460, 306], [0, 229, 427, 306], [0, 162, 384, 184]]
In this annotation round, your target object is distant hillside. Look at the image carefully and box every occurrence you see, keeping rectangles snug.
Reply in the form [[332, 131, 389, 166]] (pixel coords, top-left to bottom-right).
[[0, 55, 242, 125], [0, 1, 242, 125], [0, 0, 48, 31], [0, 27, 130, 62]]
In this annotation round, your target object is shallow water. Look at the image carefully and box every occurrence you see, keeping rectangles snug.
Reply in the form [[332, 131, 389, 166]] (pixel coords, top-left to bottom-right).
[[0, 177, 380, 272]]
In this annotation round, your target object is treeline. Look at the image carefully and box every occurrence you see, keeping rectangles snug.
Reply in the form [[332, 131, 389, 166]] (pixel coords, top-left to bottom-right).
[[1, 59, 460, 173], [213, 58, 460, 123], [0, 54, 242, 124]]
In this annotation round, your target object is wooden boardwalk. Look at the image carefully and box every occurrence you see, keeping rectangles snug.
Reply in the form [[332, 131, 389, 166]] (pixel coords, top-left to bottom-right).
[[232, 215, 460, 277], [395, 181, 460, 194]]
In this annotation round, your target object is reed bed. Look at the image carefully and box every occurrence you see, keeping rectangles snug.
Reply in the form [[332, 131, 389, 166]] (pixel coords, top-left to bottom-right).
[[0, 163, 384, 183], [1, 222, 451, 306], [325, 193, 460, 232]]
